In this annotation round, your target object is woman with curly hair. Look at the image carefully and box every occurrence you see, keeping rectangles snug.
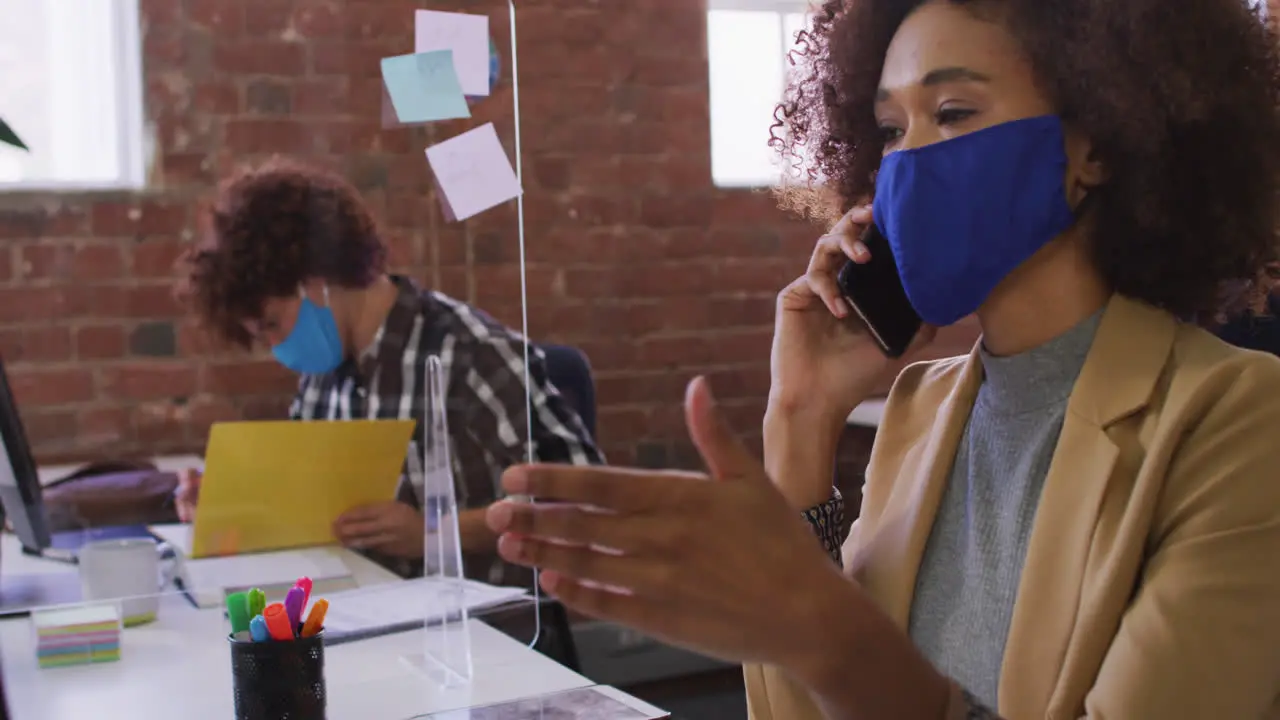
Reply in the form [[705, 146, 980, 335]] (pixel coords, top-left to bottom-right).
[[479, 0, 1280, 718]]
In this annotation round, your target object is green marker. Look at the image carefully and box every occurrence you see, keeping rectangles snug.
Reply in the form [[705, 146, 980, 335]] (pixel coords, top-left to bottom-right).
[[247, 588, 266, 620], [226, 591, 251, 635]]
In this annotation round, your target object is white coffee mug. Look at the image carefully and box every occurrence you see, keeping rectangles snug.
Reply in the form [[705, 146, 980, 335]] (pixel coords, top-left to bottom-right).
[[78, 538, 163, 626]]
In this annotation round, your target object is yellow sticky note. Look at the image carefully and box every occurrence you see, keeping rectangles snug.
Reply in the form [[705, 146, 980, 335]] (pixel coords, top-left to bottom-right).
[[191, 420, 416, 558]]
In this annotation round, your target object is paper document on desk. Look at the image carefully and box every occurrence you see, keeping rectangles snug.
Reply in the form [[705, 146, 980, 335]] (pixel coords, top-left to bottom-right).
[[152, 524, 353, 608], [419, 686, 670, 719], [322, 578, 528, 645], [192, 419, 415, 557], [183, 549, 351, 602]]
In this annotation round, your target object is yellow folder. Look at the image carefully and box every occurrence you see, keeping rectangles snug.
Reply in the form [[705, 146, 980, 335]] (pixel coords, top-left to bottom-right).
[[191, 419, 417, 558]]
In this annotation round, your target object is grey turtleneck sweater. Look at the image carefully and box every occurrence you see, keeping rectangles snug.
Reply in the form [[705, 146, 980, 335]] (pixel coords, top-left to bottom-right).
[[907, 313, 1101, 709]]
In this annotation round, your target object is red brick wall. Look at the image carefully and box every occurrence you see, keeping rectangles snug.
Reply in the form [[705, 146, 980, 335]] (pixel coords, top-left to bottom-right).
[[0, 0, 975, 472]]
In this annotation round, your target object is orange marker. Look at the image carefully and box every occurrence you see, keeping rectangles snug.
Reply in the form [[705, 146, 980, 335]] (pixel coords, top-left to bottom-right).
[[300, 598, 328, 638], [263, 603, 294, 641]]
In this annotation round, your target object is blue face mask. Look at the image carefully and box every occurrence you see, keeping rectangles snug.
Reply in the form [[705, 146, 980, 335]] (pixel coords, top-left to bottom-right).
[[271, 287, 345, 375], [872, 115, 1077, 327]]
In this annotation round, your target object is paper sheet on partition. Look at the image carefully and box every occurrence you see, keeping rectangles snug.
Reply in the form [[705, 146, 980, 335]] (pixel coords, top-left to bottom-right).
[[415, 10, 491, 96], [323, 578, 528, 637], [422, 686, 670, 719], [381, 51, 471, 124], [426, 123, 522, 222]]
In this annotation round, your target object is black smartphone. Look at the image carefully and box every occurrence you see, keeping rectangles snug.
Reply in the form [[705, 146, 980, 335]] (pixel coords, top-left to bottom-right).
[[835, 224, 922, 358]]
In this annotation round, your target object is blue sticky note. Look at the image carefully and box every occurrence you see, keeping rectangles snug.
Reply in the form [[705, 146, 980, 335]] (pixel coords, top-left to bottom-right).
[[381, 51, 471, 124]]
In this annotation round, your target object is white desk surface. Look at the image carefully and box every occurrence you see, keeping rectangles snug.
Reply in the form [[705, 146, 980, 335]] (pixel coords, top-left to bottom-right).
[[0, 534, 598, 720], [847, 398, 886, 428]]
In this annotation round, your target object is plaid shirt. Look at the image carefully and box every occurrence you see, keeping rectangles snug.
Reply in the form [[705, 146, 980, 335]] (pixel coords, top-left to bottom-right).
[[288, 275, 604, 578]]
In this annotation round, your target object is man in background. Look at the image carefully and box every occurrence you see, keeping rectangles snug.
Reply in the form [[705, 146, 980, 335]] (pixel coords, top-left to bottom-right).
[[174, 156, 603, 580]]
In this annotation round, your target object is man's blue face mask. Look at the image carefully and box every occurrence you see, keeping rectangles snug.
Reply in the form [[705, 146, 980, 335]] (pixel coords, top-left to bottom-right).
[[271, 285, 345, 375], [872, 115, 1079, 326]]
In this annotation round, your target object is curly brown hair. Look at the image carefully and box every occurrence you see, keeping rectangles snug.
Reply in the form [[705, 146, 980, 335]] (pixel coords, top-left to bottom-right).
[[178, 156, 387, 348], [773, 0, 1280, 319]]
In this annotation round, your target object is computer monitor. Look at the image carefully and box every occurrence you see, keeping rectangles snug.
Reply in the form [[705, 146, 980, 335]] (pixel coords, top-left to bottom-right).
[[0, 358, 51, 552], [0, 358, 174, 617]]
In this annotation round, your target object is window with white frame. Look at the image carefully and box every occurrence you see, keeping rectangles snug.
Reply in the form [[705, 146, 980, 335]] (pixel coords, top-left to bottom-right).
[[707, 0, 813, 188], [708, 0, 1272, 188], [0, 0, 146, 190]]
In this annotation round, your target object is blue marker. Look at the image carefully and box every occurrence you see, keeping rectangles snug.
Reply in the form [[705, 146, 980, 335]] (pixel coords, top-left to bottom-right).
[[249, 615, 269, 643]]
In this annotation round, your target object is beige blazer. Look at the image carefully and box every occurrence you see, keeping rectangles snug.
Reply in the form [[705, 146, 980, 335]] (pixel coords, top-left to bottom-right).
[[745, 295, 1280, 719]]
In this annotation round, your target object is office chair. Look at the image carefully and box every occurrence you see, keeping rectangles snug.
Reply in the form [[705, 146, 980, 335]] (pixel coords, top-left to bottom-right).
[[539, 344, 598, 440], [481, 595, 581, 672], [1216, 291, 1280, 356]]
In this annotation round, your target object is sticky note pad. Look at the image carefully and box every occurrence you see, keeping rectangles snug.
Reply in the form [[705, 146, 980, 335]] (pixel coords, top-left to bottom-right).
[[33, 604, 122, 669], [415, 10, 491, 97], [33, 604, 121, 635], [381, 51, 470, 124], [426, 123, 522, 222]]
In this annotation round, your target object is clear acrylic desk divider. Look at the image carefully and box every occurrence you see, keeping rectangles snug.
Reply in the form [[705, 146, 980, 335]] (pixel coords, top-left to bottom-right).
[[404, 0, 542, 690], [403, 354, 473, 687]]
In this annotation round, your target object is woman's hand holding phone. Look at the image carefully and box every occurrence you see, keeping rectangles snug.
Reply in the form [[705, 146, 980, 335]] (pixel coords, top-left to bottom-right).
[[769, 205, 935, 422], [765, 205, 933, 508]]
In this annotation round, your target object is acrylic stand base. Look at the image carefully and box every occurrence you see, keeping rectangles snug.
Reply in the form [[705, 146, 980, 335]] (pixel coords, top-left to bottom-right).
[[402, 355, 473, 688]]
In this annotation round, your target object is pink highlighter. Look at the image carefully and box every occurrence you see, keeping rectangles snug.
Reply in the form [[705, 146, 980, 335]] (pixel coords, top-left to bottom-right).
[[295, 577, 313, 608]]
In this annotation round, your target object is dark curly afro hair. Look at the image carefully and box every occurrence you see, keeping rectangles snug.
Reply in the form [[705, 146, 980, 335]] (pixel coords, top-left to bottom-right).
[[177, 156, 387, 349], [773, 0, 1280, 320]]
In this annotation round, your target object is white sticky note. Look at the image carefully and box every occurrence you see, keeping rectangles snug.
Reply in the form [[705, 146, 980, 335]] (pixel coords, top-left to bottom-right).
[[426, 123, 522, 222], [415, 10, 491, 97]]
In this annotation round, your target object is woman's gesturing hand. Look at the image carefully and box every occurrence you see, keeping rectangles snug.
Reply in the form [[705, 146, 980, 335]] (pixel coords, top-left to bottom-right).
[[484, 377, 861, 670]]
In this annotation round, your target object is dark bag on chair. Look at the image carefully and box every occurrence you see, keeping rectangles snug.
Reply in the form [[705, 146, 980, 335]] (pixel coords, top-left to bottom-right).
[[41, 461, 180, 532]]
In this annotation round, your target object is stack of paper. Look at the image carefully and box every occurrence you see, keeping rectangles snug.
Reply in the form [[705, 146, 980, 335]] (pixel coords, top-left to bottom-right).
[[180, 548, 355, 608], [322, 578, 529, 645], [33, 605, 121, 669], [150, 524, 356, 609]]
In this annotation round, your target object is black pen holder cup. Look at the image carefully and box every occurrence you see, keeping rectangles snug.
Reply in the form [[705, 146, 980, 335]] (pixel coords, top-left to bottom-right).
[[228, 630, 327, 720]]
